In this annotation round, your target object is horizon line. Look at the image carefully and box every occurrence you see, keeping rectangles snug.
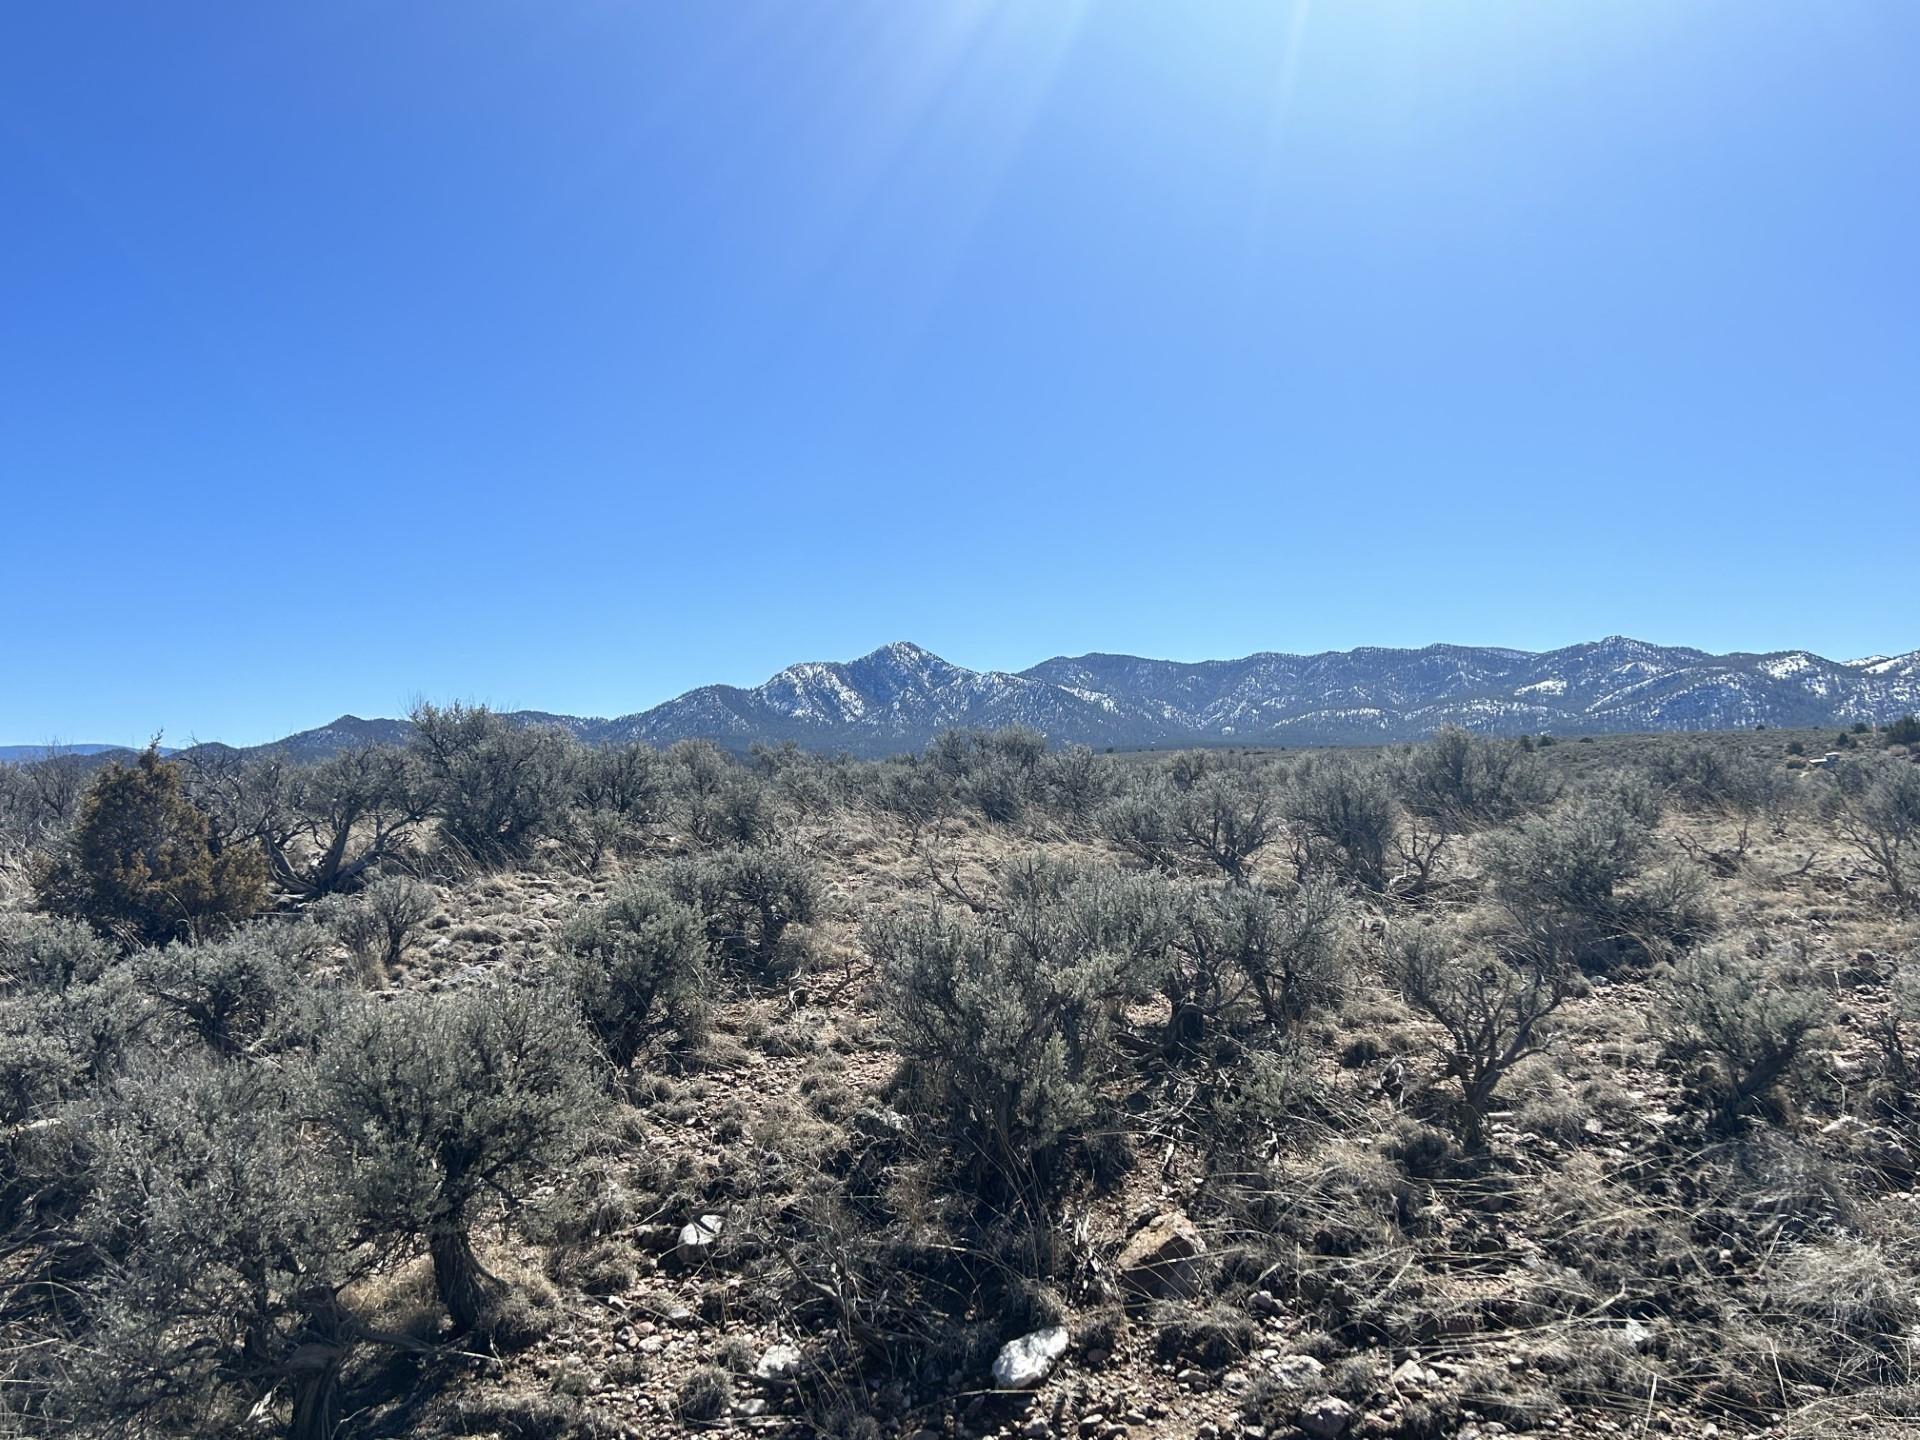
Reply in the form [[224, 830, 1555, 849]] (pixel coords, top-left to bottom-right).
[[6, 632, 1914, 752]]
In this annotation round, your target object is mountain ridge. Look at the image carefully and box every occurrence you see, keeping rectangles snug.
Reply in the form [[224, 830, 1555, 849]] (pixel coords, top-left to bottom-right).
[[10, 638, 1918, 762]]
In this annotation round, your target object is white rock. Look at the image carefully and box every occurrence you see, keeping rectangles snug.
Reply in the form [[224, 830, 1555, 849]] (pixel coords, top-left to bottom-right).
[[1271, 1354, 1325, 1388], [992, 1326, 1071, 1389], [1391, 1358, 1435, 1389], [754, 1343, 802, 1382], [676, 1213, 724, 1263]]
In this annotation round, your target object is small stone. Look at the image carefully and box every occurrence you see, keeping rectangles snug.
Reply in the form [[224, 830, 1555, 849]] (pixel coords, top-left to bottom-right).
[[1079, 1414, 1105, 1437], [754, 1343, 802, 1382], [676, 1213, 724, 1264], [1271, 1355, 1326, 1389], [1391, 1359, 1434, 1389], [1022, 1420, 1051, 1439], [1115, 1211, 1207, 1301], [1298, 1396, 1355, 1439], [853, 1105, 910, 1137], [733, 1397, 768, 1417], [993, 1327, 1072, 1389]]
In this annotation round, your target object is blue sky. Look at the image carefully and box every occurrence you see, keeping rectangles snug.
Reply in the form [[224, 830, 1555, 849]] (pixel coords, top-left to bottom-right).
[[3, 2, 1916, 745]]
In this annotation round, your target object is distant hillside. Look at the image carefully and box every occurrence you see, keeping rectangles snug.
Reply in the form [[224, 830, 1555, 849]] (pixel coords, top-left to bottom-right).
[[0, 743, 171, 764], [19, 636, 1910, 764], [250, 715, 417, 764], [605, 637, 1916, 754]]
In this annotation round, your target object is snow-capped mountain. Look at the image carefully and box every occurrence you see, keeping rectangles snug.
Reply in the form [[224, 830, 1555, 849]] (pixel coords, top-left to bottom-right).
[[134, 639, 1920, 762], [599, 642, 1161, 752], [1023, 638, 1920, 746]]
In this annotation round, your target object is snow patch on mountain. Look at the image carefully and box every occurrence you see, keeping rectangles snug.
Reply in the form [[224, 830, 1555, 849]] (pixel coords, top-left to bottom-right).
[[174, 638, 1920, 762]]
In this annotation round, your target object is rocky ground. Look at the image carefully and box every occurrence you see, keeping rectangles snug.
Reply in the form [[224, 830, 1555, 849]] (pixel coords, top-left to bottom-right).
[[328, 739, 1920, 1440]]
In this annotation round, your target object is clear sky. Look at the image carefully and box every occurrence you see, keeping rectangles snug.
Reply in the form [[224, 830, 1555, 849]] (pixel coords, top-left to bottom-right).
[[3, 2, 1916, 745]]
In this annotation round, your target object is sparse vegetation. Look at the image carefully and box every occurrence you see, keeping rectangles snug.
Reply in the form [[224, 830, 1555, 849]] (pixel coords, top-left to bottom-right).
[[315, 873, 436, 983], [1823, 753, 1920, 900], [0, 723, 1914, 1440], [318, 985, 596, 1334], [1664, 941, 1834, 1131], [1385, 920, 1582, 1148], [868, 865, 1138, 1208], [558, 879, 708, 1069], [665, 844, 821, 976]]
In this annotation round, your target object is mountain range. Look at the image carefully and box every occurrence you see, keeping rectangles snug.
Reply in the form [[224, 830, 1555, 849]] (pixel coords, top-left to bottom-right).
[[0, 743, 176, 764], [16, 637, 1914, 764]]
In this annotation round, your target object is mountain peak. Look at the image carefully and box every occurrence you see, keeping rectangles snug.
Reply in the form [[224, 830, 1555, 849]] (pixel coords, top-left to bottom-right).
[[858, 640, 946, 668], [46, 637, 1915, 762], [847, 641, 970, 688], [1586, 635, 1657, 653]]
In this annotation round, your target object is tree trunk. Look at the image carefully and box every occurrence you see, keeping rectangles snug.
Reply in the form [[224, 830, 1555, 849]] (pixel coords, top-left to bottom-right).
[[286, 1345, 346, 1440], [284, 1290, 352, 1440], [430, 1224, 505, 1333], [1164, 1000, 1205, 1057], [1461, 1074, 1498, 1151]]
